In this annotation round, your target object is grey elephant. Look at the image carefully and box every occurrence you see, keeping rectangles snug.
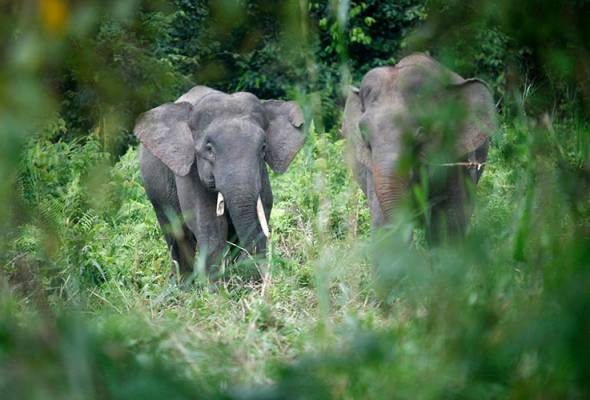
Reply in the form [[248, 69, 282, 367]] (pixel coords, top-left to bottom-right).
[[342, 54, 497, 240], [134, 86, 304, 278]]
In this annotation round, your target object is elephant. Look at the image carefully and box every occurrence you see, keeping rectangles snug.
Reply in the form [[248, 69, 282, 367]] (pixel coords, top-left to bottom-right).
[[134, 86, 304, 278], [341, 53, 497, 240]]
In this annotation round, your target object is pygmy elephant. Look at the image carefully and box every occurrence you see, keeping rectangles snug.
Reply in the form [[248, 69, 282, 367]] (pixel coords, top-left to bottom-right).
[[134, 86, 304, 277], [342, 54, 497, 240]]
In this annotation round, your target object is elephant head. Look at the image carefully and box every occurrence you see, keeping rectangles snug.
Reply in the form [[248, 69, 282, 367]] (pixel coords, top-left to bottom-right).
[[342, 54, 497, 226], [134, 86, 304, 260]]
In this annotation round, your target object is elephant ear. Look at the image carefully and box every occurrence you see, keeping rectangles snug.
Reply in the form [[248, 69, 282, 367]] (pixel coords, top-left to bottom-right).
[[452, 79, 497, 154], [134, 102, 195, 176], [341, 87, 372, 169], [262, 100, 305, 173]]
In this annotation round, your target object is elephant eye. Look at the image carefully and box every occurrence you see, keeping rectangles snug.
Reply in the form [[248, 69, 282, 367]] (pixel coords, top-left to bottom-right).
[[206, 142, 214, 154], [261, 142, 267, 155]]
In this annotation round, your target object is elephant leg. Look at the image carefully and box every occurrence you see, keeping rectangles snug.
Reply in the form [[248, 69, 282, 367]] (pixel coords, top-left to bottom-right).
[[189, 196, 228, 276], [446, 167, 473, 236], [174, 172, 229, 277], [140, 145, 196, 277], [428, 165, 474, 243], [433, 139, 489, 241], [153, 205, 196, 277], [195, 218, 228, 277]]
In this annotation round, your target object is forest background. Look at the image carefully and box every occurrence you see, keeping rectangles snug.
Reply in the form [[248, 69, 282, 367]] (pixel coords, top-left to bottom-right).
[[1, 0, 589, 398]]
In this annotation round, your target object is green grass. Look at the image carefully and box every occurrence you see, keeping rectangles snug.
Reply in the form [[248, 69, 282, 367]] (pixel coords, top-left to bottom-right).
[[3, 117, 590, 398], [6, 121, 380, 390]]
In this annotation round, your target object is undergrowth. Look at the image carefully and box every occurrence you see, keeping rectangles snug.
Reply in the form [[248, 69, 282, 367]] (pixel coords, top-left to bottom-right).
[[3, 114, 590, 399]]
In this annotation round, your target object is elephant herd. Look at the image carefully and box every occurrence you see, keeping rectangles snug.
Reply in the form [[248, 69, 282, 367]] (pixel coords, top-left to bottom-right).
[[134, 53, 497, 279]]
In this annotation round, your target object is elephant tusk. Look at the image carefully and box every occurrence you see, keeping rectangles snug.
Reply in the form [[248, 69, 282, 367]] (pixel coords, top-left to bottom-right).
[[216, 192, 225, 216], [257, 196, 270, 237]]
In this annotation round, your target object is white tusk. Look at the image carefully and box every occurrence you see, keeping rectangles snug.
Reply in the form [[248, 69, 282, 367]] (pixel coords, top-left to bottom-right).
[[216, 192, 225, 216], [257, 196, 270, 237]]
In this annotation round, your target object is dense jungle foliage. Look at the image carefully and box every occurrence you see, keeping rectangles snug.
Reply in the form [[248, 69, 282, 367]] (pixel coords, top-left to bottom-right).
[[1, 0, 590, 398]]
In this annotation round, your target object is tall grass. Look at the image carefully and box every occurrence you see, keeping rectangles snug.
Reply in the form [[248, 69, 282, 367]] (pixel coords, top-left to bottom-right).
[[4, 107, 589, 398], [2, 1, 590, 398]]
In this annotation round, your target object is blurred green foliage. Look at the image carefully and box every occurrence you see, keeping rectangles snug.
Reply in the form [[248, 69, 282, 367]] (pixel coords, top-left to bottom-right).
[[1, 0, 590, 399], [0, 298, 211, 399]]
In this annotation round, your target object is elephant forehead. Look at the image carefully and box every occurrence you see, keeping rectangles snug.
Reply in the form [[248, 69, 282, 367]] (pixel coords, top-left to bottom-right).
[[394, 65, 464, 103], [360, 104, 414, 142], [360, 56, 466, 107], [361, 66, 399, 85], [204, 118, 265, 138], [363, 102, 407, 123], [395, 54, 464, 84], [360, 67, 400, 104], [191, 93, 266, 131], [176, 85, 222, 106], [360, 65, 447, 109]]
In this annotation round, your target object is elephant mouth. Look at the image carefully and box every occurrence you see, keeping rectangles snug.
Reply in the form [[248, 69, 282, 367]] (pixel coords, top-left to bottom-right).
[[217, 191, 269, 238], [204, 177, 216, 191]]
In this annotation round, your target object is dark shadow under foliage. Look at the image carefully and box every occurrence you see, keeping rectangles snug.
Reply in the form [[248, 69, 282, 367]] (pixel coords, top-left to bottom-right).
[[0, 295, 219, 399]]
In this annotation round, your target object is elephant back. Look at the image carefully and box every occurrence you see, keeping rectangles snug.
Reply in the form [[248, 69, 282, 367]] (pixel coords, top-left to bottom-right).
[[176, 86, 222, 107]]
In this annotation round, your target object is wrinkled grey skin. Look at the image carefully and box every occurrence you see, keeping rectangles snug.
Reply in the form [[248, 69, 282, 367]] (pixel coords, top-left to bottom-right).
[[135, 86, 304, 277], [342, 54, 497, 240]]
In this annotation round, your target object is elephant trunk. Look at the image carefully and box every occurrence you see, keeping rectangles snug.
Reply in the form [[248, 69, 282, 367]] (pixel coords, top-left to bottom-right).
[[372, 163, 407, 221], [220, 171, 267, 255]]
